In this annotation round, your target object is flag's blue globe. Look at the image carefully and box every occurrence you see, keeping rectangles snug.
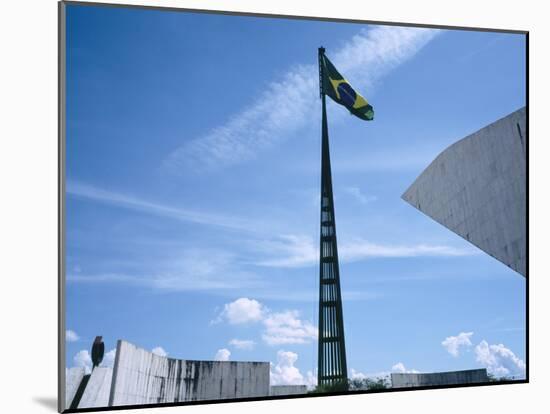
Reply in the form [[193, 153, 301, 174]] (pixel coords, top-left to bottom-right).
[[337, 82, 356, 107]]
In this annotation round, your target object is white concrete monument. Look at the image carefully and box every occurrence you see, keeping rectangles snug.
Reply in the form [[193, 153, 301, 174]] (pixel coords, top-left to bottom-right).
[[402, 107, 526, 277]]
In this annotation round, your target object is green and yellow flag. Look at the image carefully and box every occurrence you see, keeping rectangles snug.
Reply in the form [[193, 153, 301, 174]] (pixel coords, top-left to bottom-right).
[[321, 54, 374, 121]]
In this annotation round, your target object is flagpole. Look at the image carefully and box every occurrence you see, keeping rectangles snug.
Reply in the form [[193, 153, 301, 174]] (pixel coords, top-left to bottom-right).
[[317, 47, 348, 390], [317, 45, 325, 389]]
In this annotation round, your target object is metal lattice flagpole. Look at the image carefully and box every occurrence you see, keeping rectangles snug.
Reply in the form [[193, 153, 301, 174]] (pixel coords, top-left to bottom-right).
[[317, 47, 348, 390]]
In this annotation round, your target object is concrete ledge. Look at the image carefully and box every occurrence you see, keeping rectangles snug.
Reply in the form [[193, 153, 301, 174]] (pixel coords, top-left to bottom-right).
[[391, 369, 488, 388], [270, 385, 308, 396]]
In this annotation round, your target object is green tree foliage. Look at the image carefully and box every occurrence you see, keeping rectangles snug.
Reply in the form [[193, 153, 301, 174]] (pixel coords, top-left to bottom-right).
[[309, 380, 349, 394], [310, 377, 390, 393], [487, 373, 515, 382], [348, 377, 390, 391]]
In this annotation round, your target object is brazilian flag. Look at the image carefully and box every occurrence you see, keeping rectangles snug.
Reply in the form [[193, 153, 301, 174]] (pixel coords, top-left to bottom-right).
[[321, 54, 374, 121]]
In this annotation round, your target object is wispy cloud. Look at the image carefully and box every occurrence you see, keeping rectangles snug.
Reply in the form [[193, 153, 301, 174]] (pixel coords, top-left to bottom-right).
[[249, 289, 381, 303], [228, 339, 256, 350], [252, 235, 317, 268], [290, 143, 444, 176], [343, 186, 377, 204], [67, 181, 258, 233], [340, 238, 476, 262], [68, 249, 263, 292], [163, 26, 439, 172], [66, 182, 475, 292], [253, 234, 476, 268]]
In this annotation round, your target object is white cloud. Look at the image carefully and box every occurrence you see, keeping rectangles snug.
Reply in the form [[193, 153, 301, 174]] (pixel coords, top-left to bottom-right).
[[101, 348, 117, 368], [350, 368, 369, 380], [350, 363, 420, 390], [72, 348, 117, 373], [163, 26, 439, 172], [475, 340, 526, 378], [351, 362, 419, 382], [229, 339, 256, 350], [262, 310, 318, 346], [214, 298, 316, 347], [152, 347, 168, 357], [440, 333, 525, 379], [73, 350, 92, 374], [391, 362, 419, 373], [343, 187, 377, 204], [350, 368, 390, 388], [214, 348, 231, 361], [214, 298, 265, 325], [349, 368, 392, 390], [255, 234, 476, 268], [66, 330, 80, 342], [304, 370, 317, 389], [391, 362, 407, 373], [442, 332, 474, 357], [270, 350, 309, 386]]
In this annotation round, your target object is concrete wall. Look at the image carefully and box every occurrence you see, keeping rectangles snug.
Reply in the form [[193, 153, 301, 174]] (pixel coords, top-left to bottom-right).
[[269, 385, 308, 396], [109, 340, 270, 406], [391, 369, 488, 388], [65, 367, 85, 409], [402, 107, 526, 277], [78, 367, 113, 409]]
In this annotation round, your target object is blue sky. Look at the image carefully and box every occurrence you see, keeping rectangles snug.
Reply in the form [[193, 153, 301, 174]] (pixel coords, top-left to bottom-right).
[[64, 4, 526, 385]]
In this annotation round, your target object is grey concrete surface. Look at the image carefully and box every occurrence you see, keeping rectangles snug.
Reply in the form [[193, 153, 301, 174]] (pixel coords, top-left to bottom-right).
[[109, 340, 270, 406], [391, 369, 488, 388], [402, 107, 526, 277], [65, 367, 85, 408], [78, 367, 113, 408], [269, 385, 308, 396]]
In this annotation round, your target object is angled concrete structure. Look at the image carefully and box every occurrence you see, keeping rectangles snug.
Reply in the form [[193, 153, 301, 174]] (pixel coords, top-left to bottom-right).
[[66, 338, 307, 409], [108, 340, 270, 406], [65, 367, 86, 409], [391, 368, 488, 388], [78, 367, 113, 408], [402, 107, 526, 277]]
